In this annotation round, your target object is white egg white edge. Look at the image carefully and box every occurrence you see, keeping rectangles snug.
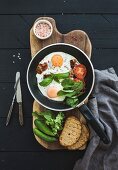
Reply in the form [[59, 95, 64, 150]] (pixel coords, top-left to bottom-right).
[[26, 43, 95, 111]]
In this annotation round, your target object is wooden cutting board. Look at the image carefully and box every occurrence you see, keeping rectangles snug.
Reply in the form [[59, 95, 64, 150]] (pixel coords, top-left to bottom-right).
[[30, 17, 92, 150]]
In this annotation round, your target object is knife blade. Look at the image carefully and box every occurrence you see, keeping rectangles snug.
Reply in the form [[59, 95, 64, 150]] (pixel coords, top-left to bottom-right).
[[6, 75, 20, 126], [16, 72, 23, 126]]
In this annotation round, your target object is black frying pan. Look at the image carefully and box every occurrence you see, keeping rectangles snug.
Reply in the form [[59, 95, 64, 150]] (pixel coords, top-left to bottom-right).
[[27, 43, 110, 144]]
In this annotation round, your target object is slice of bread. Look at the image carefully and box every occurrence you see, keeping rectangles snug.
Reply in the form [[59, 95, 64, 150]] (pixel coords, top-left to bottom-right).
[[67, 124, 89, 150], [59, 116, 82, 147], [78, 143, 87, 150]]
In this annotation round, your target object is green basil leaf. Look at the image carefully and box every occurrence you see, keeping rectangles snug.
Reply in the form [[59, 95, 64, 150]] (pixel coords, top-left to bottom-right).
[[54, 72, 70, 79], [65, 97, 79, 108], [39, 76, 53, 86]]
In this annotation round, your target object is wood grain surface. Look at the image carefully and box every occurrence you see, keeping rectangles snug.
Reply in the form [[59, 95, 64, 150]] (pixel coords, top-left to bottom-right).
[[30, 17, 92, 57], [30, 17, 91, 149]]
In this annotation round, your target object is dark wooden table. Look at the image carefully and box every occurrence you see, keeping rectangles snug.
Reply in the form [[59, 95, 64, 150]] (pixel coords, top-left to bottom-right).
[[0, 0, 118, 170]]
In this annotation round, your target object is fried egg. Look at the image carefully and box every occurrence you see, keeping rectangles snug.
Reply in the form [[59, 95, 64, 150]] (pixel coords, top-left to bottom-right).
[[36, 52, 78, 101]]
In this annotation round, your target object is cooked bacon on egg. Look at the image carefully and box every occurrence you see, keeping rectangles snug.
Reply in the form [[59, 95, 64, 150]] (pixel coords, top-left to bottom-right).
[[36, 62, 48, 74], [70, 59, 77, 69]]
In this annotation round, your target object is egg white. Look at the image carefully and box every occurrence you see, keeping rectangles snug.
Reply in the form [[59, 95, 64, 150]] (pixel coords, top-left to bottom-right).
[[37, 80, 65, 101], [36, 52, 79, 101]]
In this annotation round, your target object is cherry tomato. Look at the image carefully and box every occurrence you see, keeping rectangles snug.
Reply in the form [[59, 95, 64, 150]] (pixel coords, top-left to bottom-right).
[[73, 64, 87, 80]]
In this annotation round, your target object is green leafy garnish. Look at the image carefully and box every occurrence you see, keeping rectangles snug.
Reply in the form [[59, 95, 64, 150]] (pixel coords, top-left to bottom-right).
[[32, 112, 44, 121], [50, 112, 65, 134], [57, 78, 85, 108], [65, 97, 79, 108], [39, 76, 53, 86], [57, 90, 77, 98], [61, 78, 74, 89], [61, 78, 84, 91], [33, 110, 65, 136], [72, 81, 84, 91], [32, 111, 39, 118], [39, 72, 69, 87]]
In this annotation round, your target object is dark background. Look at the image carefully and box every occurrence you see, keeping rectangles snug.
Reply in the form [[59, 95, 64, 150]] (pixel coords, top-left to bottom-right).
[[0, 0, 118, 170]]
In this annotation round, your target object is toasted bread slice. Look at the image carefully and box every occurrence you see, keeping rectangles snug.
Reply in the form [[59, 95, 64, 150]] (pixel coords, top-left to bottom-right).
[[68, 124, 89, 150], [78, 143, 87, 150], [59, 116, 82, 147]]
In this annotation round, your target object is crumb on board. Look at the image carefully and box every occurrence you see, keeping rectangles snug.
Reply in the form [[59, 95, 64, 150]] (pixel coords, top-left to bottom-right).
[[12, 52, 22, 63]]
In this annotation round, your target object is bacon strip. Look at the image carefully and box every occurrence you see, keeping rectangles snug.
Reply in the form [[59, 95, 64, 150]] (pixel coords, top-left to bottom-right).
[[70, 59, 77, 69], [36, 62, 48, 74]]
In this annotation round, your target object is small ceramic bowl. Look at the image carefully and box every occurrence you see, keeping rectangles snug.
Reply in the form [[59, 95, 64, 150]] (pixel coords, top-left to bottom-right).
[[33, 19, 53, 40]]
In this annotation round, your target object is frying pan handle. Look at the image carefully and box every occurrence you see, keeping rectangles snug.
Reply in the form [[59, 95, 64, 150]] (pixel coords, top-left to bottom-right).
[[79, 104, 110, 144]]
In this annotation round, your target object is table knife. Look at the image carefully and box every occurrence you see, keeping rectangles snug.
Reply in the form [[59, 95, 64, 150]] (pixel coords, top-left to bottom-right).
[[6, 76, 20, 126], [16, 72, 23, 126]]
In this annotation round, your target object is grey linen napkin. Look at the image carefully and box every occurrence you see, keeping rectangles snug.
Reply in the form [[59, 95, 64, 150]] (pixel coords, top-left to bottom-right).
[[73, 68, 118, 170]]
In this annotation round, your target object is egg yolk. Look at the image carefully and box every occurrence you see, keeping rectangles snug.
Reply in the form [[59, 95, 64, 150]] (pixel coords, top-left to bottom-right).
[[51, 54, 63, 67], [47, 87, 58, 98]]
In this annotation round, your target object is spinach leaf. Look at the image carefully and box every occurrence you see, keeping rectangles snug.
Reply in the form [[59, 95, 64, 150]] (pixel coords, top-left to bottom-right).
[[59, 78, 85, 108], [39, 76, 53, 86], [57, 90, 65, 96], [57, 90, 77, 98], [72, 81, 84, 91], [61, 78, 74, 89], [66, 97, 79, 108]]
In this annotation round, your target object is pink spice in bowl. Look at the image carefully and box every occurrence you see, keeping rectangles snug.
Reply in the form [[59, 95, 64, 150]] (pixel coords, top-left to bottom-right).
[[33, 20, 53, 40]]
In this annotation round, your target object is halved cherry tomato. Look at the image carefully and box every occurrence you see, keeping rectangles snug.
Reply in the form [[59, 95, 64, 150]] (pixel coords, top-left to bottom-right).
[[73, 64, 87, 80]]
